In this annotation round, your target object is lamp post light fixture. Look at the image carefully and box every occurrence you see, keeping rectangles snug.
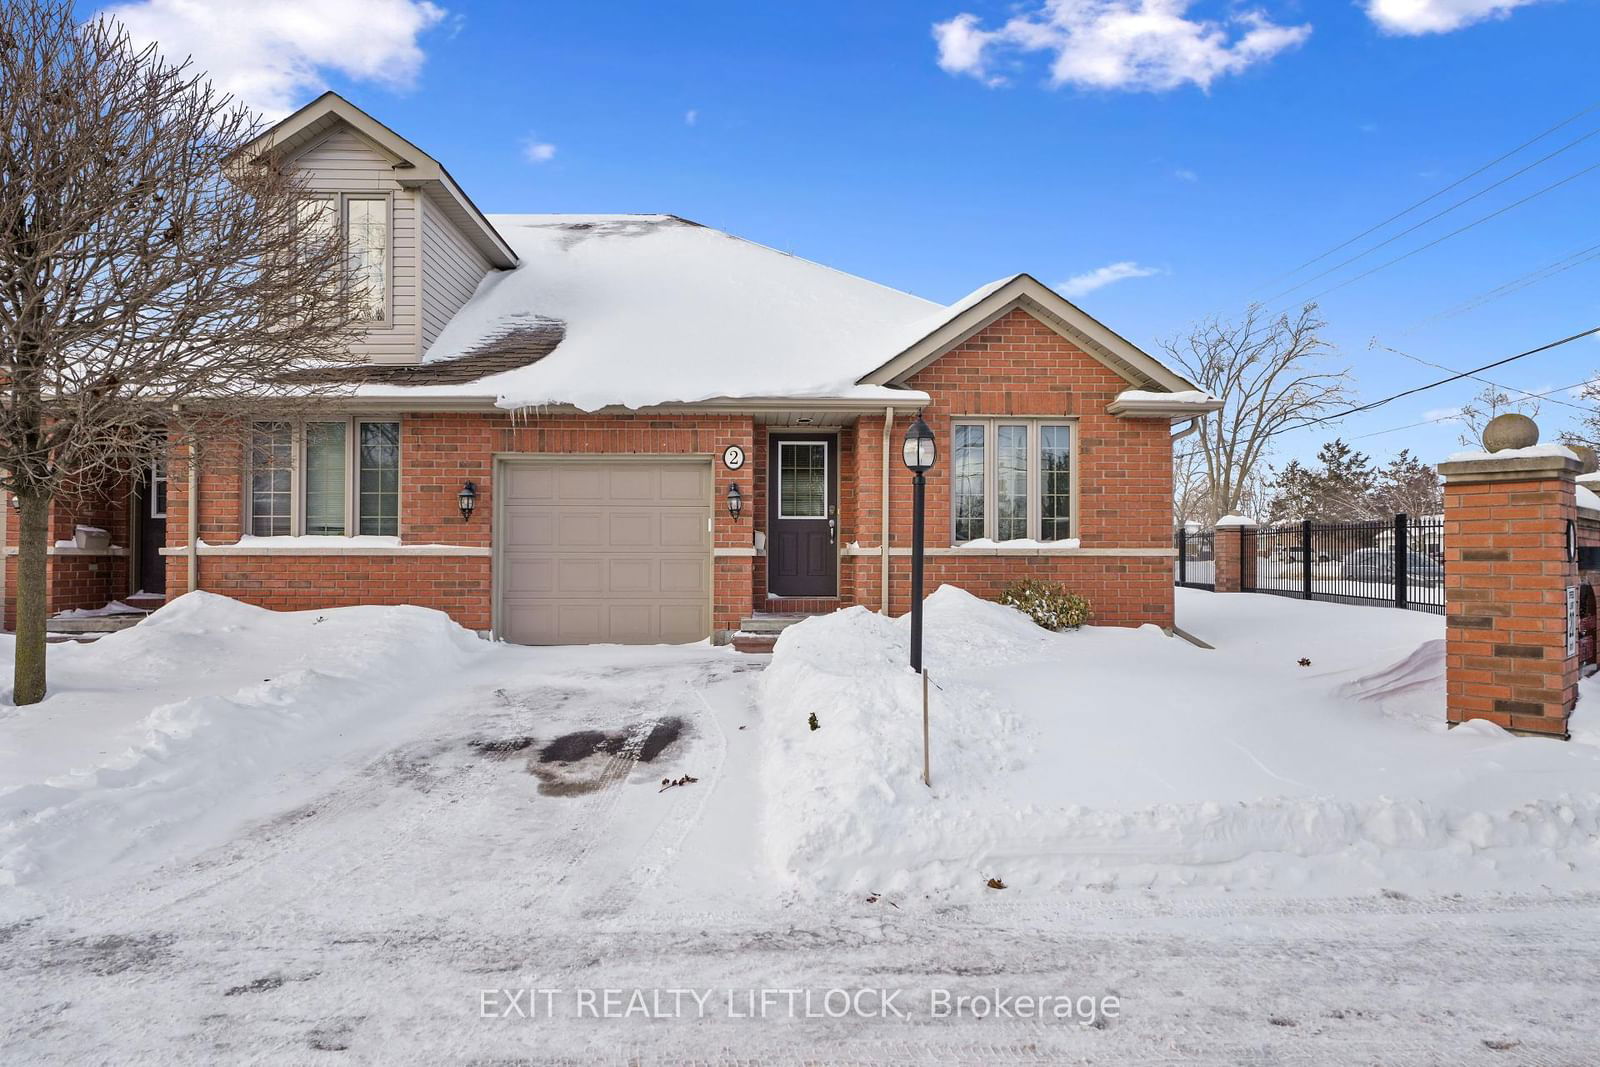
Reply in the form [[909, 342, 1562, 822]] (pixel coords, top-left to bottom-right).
[[901, 415, 936, 673], [727, 481, 743, 520], [458, 481, 477, 522]]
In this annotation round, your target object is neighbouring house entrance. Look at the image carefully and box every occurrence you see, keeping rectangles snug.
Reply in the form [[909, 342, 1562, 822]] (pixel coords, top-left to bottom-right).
[[768, 435, 838, 598], [136, 462, 167, 595]]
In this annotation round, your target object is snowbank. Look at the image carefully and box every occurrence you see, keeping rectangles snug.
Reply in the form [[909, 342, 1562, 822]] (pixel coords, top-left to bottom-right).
[[758, 587, 1600, 900], [0, 592, 489, 894]]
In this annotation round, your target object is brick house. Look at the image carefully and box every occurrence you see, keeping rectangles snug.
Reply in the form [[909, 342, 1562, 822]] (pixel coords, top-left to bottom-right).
[[4, 94, 1219, 644]]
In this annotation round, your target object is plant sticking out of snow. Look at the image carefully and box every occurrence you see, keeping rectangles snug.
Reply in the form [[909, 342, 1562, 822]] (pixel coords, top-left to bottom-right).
[[998, 579, 1091, 631]]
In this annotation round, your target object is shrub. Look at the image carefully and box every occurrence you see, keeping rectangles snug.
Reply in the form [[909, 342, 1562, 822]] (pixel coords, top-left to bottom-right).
[[998, 579, 1091, 631]]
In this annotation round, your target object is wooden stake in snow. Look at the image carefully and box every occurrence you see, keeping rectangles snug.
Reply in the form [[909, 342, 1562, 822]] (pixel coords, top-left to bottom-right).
[[922, 669, 931, 788]]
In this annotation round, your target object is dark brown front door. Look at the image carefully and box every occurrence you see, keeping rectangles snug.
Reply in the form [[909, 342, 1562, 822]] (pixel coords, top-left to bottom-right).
[[768, 435, 837, 598], [135, 463, 167, 595]]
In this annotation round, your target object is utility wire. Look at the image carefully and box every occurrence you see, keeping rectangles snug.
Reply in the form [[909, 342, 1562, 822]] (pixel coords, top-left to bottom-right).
[[1174, 325, 1600, 463], [1258, 124, 1600, 305], [1394, 240, 1600, 335], [1271, 158, 1600, 315], [1254, 101, 1600, 292], [1348, 375, 1598, 441], [1372, 340, 1590, 412]]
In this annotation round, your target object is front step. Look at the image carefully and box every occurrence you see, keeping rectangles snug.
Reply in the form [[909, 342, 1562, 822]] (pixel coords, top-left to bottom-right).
[[730, 613, 818, 654], [124, 592, 166, 613], [46, 601, 150, 638]]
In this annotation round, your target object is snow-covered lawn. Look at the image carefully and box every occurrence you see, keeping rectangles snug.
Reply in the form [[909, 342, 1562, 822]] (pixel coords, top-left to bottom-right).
[[1, 588, 1598, 1063]]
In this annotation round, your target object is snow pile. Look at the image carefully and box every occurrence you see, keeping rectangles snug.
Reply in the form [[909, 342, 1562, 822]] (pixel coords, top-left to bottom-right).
[[759, 587, 1600, 899], [393, 215, 941, 411], [0, 592, 488, 893]]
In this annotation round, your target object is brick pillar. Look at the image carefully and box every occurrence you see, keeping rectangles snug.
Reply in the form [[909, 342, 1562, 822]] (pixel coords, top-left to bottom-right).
[[1213, 519, 1257, 593], [1437, 451, 1581, 738]]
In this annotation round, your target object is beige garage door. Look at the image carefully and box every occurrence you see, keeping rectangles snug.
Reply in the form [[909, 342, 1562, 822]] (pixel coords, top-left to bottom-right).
[[497, 458, 712, 644]]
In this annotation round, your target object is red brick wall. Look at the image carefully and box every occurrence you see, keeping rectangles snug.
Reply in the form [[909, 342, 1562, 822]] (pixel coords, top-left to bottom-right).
[[2, 476, 133, 628], [170, 412, 758, 635], [1443, 474, 1578, 736]]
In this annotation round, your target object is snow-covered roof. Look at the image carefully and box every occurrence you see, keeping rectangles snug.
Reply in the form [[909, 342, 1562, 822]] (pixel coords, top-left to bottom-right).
[[376, 215, 943, 411]]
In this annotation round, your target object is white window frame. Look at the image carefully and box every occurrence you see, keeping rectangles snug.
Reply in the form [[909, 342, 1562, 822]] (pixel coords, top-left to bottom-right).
[[949, 418, 1076, 543], [299, 193, 393, 325], [148, 459, 168, 520], [246, 417, 401, 537], [776, 440, 829, 520]]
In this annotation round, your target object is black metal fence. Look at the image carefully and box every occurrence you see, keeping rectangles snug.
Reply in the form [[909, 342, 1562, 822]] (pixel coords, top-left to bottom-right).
[[1179, 514, 1445, 614], [1174, 526, 1215, 590]]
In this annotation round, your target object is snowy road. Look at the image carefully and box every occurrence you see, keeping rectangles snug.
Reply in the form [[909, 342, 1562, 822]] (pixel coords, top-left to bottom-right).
[[4, 637, 1599, 1064]]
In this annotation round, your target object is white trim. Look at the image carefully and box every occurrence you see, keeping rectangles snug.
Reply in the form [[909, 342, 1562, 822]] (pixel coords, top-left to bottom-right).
[[714, 547, 757, 557], [842, 544, 1176, 558], [776, 440, 829, 519], [6, 545, 129, 557], [161, 542, 489, 557], [951, 418, 1076, 543]]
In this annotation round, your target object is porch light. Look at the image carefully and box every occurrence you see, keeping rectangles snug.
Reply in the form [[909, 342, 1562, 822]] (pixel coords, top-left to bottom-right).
[[727, 481, 743, 520], [458, 481, 477, 522], [902, 415, 937, 474]]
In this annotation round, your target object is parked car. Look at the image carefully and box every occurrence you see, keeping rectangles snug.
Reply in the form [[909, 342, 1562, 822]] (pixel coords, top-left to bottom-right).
[[1341, 549, 1443, 584]]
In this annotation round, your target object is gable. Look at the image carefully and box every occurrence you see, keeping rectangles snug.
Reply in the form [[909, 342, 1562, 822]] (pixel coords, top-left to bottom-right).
[[285, 124, 406, 193], [858, 274, 1199, 395]]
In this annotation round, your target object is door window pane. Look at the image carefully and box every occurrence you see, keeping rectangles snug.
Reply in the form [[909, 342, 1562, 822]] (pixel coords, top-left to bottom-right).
[[358, 421, 400, 536], [997, 424, 1029, 541], [250, 422, 293, 537], [346, 198, 387, 322], [778, 442, 827, 518], [303, 422, 347, 535], [953, 424, 985, 542], [1040, 424, 1072, 540]]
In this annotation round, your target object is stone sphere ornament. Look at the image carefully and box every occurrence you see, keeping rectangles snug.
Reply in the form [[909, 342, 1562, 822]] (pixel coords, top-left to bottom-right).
[[1571, 443, 1600, 474], [1481, 412, 1539, 453]]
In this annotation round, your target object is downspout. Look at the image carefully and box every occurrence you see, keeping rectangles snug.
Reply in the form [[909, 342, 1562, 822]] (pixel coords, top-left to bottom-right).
[[881, 406, 893, 614], [186, 438, 199, 593], [1171, 416, 1201, 442]]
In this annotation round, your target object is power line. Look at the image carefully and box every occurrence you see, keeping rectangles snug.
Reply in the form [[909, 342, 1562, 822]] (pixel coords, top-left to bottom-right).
[[1372, 340, 1590, 413], [1348, 375, 1598, 442], [1175, 325, 1600, 463], [1273, 158, 1600, 314], [1253, 101, 1600, 292], [1258, 124, 1600, 306], [1395, 240, 1600, 334]]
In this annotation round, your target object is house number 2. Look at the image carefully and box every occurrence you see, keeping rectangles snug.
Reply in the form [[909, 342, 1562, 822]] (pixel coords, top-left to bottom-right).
[[722, 445, 746, 471]]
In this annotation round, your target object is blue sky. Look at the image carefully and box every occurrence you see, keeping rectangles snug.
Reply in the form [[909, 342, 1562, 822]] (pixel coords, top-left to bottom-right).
[[98, 0, 1600, 464]]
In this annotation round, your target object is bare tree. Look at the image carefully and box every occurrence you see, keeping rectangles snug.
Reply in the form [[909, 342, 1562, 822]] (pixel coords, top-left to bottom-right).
[[1453, 383, 1542, 448], [0, 1, 363, 704], [1162, 303, 1350, 524]]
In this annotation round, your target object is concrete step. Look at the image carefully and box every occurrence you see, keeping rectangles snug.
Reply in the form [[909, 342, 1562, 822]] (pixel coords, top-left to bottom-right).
[[124, 592, 166, 612], [46, 612, 147, 635], [737, 613, 814, 634], [729, 632, 778, 654]]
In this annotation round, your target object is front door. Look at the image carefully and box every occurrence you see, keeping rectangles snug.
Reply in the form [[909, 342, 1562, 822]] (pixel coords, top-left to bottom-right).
[[768, 435, 837, 598], [135, 462, 167, 595]]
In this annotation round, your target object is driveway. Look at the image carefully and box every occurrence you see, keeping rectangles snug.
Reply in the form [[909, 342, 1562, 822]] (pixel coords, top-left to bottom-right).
[[3, 642, 1598, 1064]]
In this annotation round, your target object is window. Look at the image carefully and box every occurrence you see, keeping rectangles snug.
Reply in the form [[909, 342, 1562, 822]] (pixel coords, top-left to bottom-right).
[[949, 419, 1074, 543], [778, 441, 827, 519], [249, 419, 400, 537], [345, 198, 388, 322], [149, 458, 168, 520], [298, 195, 388, 323]]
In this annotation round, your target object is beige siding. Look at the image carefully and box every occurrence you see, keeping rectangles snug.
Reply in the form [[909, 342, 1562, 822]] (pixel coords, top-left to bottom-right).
[[420, 194, 493, 352], [289, 126, 420, 363]]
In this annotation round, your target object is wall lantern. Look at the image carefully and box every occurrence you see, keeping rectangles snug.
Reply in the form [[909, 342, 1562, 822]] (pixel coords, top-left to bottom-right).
[[458, 481, 477, 522], [727, 481, 744, 520]]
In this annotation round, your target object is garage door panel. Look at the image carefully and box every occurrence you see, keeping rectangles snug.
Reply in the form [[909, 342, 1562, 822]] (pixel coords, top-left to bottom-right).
[[498, 458, 713, 645], [659, 557, 705, 594], [659, 511, 708, 549]]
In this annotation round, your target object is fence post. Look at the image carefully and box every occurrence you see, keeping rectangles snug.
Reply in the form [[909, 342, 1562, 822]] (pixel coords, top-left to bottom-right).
[[1301, 519, 1313, 600], [1394, 513, 1408, 610], [1177, 526, 1187, 585]]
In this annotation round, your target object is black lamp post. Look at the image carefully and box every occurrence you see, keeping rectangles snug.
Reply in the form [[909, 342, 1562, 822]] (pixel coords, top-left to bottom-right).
[[901, 414, 937, 673]]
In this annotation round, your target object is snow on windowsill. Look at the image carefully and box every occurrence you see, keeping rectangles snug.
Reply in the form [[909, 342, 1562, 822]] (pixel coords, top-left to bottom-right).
[[957, 537, 1081, 550], [160, 536, 491, 557]]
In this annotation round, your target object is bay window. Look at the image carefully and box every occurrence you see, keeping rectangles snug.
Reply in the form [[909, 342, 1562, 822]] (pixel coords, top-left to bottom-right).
[[949, 419, 1075, 543], [249, 419, 401, 537]]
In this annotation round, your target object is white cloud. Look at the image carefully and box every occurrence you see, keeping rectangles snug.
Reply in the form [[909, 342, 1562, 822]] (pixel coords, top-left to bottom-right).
[[933, 1, 1311, 92], [1058, 261, 1163, 297], [1173, 167, 1199, 182], [522, 139, 557, 164], [100, 0, 447, 118], [1365, 0, 1549, 35], [684, 109, 699, 126]]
